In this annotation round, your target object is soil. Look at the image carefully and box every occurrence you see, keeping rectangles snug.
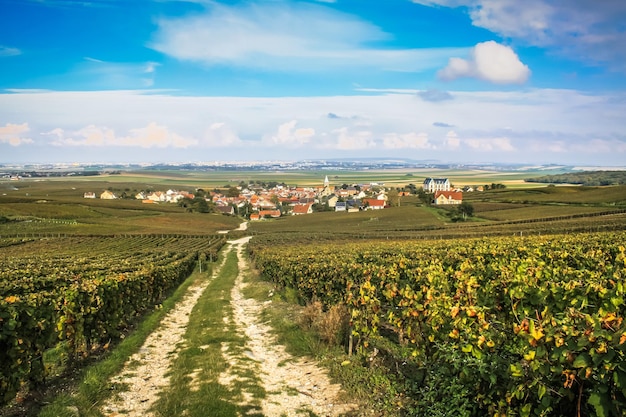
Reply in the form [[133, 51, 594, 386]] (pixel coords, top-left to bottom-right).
[[101, 236, 357, 417]]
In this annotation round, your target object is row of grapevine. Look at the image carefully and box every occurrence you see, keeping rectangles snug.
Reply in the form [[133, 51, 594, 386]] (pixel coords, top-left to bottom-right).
[[0, 234, 226, 405], [249, 232, 626, 416]]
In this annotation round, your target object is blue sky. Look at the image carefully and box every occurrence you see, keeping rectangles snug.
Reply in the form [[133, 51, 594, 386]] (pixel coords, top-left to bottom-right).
[[1, 0, 625, 165]]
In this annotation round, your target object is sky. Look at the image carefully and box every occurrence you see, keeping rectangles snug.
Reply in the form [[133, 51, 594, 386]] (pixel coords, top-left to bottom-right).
[[1, 0, 625, 166]]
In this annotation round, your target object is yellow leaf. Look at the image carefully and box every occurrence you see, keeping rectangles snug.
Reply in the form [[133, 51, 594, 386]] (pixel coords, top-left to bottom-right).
[[529, 320, 544, 341], [4, 295, 18, 303]]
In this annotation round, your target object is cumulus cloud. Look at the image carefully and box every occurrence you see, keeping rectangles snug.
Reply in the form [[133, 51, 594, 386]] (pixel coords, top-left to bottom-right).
[[3, 89, 625, 164], [331, 127, 376, 150], [150, 2, 466, 72], [382, 132, 431, 149], [413, 0, 626, 71], [0, 123, 33, 146], [48, 123, 197, 148], [264, 120, 315, 147], [438, 41, 530, 84], [417, 89, 454, 102], [202, 122, 243, 147], [444, 130, 461, 150]]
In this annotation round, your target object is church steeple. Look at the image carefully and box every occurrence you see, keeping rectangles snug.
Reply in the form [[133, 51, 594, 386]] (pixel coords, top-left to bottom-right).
[[324, 175, 329, 187]]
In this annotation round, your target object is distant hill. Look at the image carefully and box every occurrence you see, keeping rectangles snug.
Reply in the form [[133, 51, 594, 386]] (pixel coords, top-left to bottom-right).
[[525, 170, 626, 186]]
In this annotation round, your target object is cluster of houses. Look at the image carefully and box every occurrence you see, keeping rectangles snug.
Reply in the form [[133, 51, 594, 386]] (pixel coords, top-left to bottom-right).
[[85, 176, 467, 220], [84, 189, 195, 203], [423, 177, 465, 205]]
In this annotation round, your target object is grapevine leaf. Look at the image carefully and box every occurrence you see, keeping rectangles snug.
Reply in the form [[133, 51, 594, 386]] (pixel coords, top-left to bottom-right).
[[573, 353, 591, 368], [588, 392, 610, 417], [538, 384, 547, 400]]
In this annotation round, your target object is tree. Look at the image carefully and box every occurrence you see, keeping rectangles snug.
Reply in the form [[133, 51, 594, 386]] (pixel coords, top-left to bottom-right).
[[458, 202, 474, 220], [225, 186, 240, 198], [387, 189, 400, 207], [417, 189, 432, 205], [196, 198, 210, 213]]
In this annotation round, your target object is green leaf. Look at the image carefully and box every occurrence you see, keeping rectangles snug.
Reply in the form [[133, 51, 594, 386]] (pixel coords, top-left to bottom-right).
[[588, 392, 610, 417], [614, 370, 626, 389], [538, 384, 547, 400], [510, 363, 524, 378], [573, 352, 591, 368], [520, 403, 532, 417]]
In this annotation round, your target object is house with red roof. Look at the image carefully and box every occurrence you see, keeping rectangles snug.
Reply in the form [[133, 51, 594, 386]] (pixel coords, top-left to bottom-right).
[[362, 198, 386, 210], [292, 203, 314, 215], [434, 190, 463, 205]]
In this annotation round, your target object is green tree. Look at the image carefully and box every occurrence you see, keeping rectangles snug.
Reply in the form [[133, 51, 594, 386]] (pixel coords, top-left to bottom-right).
[[458, 202, 474, 220], [196, 198, 210, 213], [225, 187, 240, 198], [387, 189, 400, 207]]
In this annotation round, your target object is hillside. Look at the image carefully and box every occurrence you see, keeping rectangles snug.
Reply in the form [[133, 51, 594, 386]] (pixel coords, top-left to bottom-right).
[[525, 170, 626, 186]]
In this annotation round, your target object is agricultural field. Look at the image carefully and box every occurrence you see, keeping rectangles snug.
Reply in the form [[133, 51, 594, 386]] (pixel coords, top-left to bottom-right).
[[0, 177, 241, 236], [2, 169, 626, 416], [248, 231, 626, 416], [0, 234, 226, 406]]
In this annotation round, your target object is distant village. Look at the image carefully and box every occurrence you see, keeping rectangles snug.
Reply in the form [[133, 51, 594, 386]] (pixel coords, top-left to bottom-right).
[[85, 177, 481, 220]]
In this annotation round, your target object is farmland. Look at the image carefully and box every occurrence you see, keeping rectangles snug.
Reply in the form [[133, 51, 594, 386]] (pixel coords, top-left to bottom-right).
[[1, 168, 626, 416]]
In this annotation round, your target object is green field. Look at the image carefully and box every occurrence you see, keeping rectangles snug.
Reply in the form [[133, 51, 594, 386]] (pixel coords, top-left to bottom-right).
[[2, 168, 626, 416], [2, 170, 626, 238]]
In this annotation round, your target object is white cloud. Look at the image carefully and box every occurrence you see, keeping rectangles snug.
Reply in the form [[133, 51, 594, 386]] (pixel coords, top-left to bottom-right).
[[125, 123, 196, 148], [382, 132, 431, 149], [331, 127, 376, 150], [202, 122, 243, 147], [264, 120, 315, 147], [48, 123, 197, 148], [0, 123, 33, 146], [413, 0, 626, 71], [417, 89, 454, 102], [438, 41, 530, 84], [444, 130, 461, 150], [2, 89, 625, 164], [463, 136, 516, 151], [77, 58, 159, 88], [150, 2, 466, 72]]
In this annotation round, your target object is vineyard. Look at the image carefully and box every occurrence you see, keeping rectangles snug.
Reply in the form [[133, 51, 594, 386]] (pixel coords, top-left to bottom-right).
[[248, 231, 626, 416], [0, 234, 225, 405]]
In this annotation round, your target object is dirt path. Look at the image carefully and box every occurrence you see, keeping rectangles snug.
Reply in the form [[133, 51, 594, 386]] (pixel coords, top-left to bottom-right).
[[101, 245, 233, 417], [101, 237, 356, 417], [221, 238, 357, 416]]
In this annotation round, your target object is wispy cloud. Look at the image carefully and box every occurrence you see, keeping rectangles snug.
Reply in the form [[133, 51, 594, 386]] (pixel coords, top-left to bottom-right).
[[418, 89, 454, 102], [0, 46, 21, 57], [150, 2, 466, 72], [77, 58, 159, 88]]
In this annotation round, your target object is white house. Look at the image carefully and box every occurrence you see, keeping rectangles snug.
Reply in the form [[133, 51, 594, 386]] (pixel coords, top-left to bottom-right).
[[423, 178, 451, 193]]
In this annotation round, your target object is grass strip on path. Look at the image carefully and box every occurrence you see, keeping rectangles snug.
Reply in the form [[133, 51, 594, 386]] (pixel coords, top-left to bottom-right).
[[150, 245, 266, 417]]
